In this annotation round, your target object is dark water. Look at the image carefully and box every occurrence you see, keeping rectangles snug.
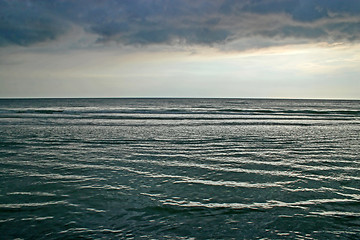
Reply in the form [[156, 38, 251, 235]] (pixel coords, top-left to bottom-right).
[[0, 98, 359, 239]]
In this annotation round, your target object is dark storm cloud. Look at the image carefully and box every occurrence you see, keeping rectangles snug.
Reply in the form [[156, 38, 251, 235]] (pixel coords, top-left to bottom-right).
[[0, 0, 68, 46], [230, 0, 360, 22], [258, 25, 328, 39], [1, 0, 360, 48]]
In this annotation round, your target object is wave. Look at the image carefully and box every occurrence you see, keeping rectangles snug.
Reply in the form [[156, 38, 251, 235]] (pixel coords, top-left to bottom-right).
[[2, 115, 355, 122], [217, 108, 360, 116], [0, 201, 68, 210], [159, 198, 358, 210], [1, 107, 360, 117], [16, 109, 64, 114]]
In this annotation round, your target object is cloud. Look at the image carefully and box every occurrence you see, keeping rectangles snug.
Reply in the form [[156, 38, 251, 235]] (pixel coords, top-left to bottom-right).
[[0, 0, 69, 46], [1, 0, 360, 49]]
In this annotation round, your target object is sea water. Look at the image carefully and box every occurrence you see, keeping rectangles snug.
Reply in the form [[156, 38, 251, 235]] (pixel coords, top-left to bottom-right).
[[0, 98, 359, 239]]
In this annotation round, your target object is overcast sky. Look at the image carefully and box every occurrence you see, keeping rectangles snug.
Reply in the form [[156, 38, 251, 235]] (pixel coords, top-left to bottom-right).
[[1, 0, 359, 99]]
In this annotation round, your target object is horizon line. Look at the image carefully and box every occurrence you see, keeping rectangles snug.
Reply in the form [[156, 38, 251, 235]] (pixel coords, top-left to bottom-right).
[[0, 97, 359, 101]]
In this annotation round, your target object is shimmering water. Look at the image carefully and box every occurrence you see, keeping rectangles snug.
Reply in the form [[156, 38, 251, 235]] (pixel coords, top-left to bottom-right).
[[0, 98, 359, 239]]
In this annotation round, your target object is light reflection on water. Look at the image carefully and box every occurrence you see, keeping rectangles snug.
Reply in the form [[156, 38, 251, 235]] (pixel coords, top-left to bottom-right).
[[0, 98, 359, 239]]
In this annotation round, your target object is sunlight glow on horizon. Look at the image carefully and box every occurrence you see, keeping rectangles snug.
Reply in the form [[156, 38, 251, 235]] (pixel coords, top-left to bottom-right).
[[1, 40, 359, 99]]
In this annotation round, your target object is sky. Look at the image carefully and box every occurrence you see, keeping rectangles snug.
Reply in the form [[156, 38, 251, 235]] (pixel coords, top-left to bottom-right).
[[0, 0, 360, 99]]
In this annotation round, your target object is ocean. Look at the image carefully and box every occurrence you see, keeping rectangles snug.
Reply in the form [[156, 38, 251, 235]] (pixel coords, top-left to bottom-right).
[[0, 98, 359, 239]]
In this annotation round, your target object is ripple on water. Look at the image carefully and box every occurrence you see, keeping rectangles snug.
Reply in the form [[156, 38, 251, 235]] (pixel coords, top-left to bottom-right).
[[1, 98, 359, 239]]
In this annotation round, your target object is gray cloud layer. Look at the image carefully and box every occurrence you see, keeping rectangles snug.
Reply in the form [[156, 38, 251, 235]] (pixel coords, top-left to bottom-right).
[[1, 0, 360, 49]]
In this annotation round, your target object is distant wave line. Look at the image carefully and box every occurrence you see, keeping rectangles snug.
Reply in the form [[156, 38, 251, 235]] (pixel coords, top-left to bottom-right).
[[1, 108, 360, 116]]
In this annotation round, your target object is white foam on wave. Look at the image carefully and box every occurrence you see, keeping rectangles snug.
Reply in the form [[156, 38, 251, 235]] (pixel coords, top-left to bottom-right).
[[160, 198, 358, 210]]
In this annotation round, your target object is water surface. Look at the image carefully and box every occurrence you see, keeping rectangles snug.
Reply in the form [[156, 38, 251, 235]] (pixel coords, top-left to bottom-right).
[[0, 98, 359, 239]]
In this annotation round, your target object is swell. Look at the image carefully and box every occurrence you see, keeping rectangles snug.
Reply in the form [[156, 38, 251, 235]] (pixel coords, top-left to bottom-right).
[[1, 108, 360, 116], [218, 108, 360, 116], [159, 198, 359, 211]]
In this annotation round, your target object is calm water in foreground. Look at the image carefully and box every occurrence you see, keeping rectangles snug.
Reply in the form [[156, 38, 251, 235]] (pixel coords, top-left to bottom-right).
[[0, 98, 359, 239]]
